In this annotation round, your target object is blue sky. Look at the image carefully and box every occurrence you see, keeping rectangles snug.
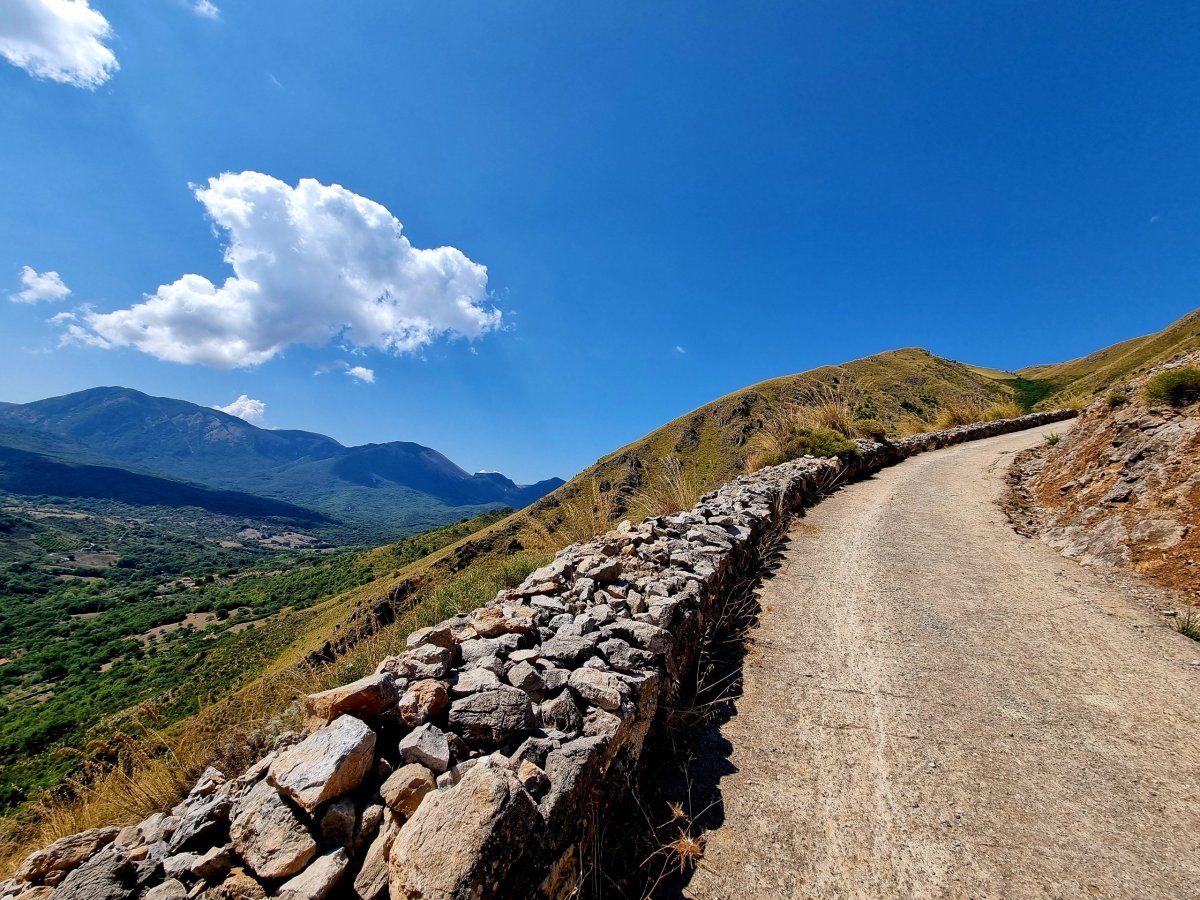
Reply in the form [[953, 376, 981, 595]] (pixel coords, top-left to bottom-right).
[[2, 1, 1198, 483]]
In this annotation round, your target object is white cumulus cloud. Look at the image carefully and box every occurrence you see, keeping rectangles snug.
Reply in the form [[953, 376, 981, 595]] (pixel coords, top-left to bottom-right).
[[77, 172, 500, 368], [213, 394, 267, 426], [345, 365, 375, 383], [192, 1, 219, 20], [0, 0, 118, 88], [11, 265, 71, 303]]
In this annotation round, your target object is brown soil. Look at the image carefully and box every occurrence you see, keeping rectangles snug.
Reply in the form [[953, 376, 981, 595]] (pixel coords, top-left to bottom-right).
[[1021, 355, 1200, 605]]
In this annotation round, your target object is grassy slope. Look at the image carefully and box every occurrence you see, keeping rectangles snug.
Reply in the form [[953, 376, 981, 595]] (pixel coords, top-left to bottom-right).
[[1020, 308, 1200, 402]]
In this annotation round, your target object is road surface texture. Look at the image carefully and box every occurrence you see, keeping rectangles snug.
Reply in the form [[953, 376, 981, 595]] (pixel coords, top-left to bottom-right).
[[687, 424, 1200, 900]]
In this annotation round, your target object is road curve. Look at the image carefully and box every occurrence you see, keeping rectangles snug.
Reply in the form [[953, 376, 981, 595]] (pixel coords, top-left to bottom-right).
[[688, 424, 1200, 900]]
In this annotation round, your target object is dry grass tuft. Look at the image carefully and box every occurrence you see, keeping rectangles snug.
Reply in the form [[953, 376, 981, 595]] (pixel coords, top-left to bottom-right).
[[932, 397, 1024, 430], [630, 457, 701, 519], [524, 480, 619, 552]]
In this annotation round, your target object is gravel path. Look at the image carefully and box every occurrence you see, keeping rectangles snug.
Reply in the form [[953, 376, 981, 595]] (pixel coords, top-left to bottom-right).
[[687, 424, 1200, 900]]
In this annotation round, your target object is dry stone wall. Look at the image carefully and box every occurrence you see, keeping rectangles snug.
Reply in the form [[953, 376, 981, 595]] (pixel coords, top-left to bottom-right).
[[2, 411, 1074, 900]]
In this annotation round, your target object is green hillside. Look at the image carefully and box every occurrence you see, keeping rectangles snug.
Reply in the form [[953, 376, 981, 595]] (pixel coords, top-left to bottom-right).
[[1020, 308, 1200, 403]]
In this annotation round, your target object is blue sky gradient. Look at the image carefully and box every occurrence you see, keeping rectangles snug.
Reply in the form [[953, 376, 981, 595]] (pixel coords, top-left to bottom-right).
[[2, 1, 1198, 482]]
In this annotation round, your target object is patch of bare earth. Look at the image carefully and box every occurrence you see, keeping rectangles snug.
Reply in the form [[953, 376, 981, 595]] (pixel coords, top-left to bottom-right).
[[1011, 353, 1200, 608]]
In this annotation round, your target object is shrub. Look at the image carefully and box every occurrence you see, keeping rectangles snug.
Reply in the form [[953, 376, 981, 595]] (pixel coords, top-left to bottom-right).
[[749, 426, 859, 470], [850, 418, 888, 441], [630, 456, 701, 518], [1106, 391, 1128, 409], [1144, 368, 1200, 408], [1043, 432, 1062, 446]]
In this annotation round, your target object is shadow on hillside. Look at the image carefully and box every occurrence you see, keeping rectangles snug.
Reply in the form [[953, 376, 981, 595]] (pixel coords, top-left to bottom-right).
[[592, 525, 794, 898]]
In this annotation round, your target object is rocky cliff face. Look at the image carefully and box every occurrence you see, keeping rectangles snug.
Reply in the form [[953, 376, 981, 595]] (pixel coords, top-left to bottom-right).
[[1014, 354, 1199, 606], [0, 411, 1074, 900]]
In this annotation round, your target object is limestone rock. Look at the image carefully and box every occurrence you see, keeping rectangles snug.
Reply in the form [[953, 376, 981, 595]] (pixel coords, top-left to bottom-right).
[[448, 686, 535, 745], [317, 797, 356, 848], [396, 679, 448, 727], [209, 868, 267, 900], [517, 760, 549, 797], [537, 634, 599, 666], [143, 879, 187, 900], [405, 624, 454, 651], [303, 673, 399, 724], [450, 668, 500, 696], [601, 620, 672, 654], [379, 764, 436, 817], [46, 848, 138, 900], [540, 690, 583, 734], [598, 637, 655, 672], [399, 723, 451, 773], [228, 779, 316, 880], [568, 668, 625, 711], [275, 848, 349, 900], [387, 761, 540, 899], [15, 826, 118, 884], [269, 715, 376, 813], [506, 660, 546, 698], [351, 813, 400, 900]]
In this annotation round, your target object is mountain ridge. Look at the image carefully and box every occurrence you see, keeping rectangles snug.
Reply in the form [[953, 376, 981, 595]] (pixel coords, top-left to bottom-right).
[[0, 387, 563, 535]]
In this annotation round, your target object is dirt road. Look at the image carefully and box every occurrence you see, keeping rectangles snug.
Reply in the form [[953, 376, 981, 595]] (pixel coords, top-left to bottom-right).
[[688, 425, 1200, 900]]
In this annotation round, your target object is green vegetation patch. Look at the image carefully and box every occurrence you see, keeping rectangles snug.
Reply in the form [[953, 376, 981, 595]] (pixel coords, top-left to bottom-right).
[[757, 426, 860, 469], [1144, 368, 1200, 408], [1004, 376, 1059, 411]]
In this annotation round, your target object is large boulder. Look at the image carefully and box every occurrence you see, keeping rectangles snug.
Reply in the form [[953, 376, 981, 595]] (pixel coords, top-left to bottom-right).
[[268, 715, 376, 813], [228, 779, 316, 880], [14, 826, 118, 885], [388, 761, 541, 899]]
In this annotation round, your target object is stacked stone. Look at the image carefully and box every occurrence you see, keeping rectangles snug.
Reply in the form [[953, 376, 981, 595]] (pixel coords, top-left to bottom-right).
[[1, 410, 1073, 900]]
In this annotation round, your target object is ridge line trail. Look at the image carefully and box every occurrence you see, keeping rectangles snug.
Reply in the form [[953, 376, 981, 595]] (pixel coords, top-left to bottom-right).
[[687, 425, 1200, 900]]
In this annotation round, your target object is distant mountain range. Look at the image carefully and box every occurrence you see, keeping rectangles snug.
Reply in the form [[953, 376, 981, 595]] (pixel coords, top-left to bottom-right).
[[0, 387, 563, 536]]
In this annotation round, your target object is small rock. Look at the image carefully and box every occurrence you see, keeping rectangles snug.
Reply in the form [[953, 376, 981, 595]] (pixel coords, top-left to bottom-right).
[[448, 686, 535, 745], [276, 848, 349, 900], [397, 679, 449, 728], [400, 723, 451, 773], [318, 797, 357, 848], [405, 624, 454, 651], [506, 661, 546, 698], [304, 673, 399, 724], [516, 760, 549, 797], [568, 668, 625, 711], [540, 691, 583, 734], [143, 879, 187, 900], [380, 764, 436, 818], [450, 668, 500, 696]]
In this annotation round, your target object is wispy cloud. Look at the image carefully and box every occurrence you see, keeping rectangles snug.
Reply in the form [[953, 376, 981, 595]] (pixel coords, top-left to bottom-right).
[[192, 1, 220, 20], [0, 0, 118, 88], [674, 345, 686, 354], [10, 265, 71, 303], [314, 359, 377, 383]]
